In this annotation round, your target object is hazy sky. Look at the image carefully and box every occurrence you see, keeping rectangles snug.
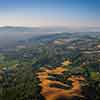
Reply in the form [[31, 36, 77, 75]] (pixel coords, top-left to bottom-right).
[[0, 0, 99, 27]]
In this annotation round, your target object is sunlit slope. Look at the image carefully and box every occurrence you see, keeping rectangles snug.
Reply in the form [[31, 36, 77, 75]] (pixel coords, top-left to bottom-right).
[[37, 61, 85, 100]]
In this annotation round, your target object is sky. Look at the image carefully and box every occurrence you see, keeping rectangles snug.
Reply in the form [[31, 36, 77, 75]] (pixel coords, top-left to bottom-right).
[[0, 0, 99, 27]]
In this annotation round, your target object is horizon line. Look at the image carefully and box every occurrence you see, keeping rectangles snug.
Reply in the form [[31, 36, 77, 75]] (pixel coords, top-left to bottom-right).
[[0, 25, 100, 28]]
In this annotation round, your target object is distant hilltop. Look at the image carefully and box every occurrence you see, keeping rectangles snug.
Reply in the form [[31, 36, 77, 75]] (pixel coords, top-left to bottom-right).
[[0, 26, 100, 33]]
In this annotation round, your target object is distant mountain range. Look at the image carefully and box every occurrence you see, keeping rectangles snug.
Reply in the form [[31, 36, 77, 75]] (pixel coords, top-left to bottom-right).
[[0, 26, 99, 47]]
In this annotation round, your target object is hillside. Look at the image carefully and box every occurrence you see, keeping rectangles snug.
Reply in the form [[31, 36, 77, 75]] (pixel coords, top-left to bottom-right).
[[0, 31, 100, 100]]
